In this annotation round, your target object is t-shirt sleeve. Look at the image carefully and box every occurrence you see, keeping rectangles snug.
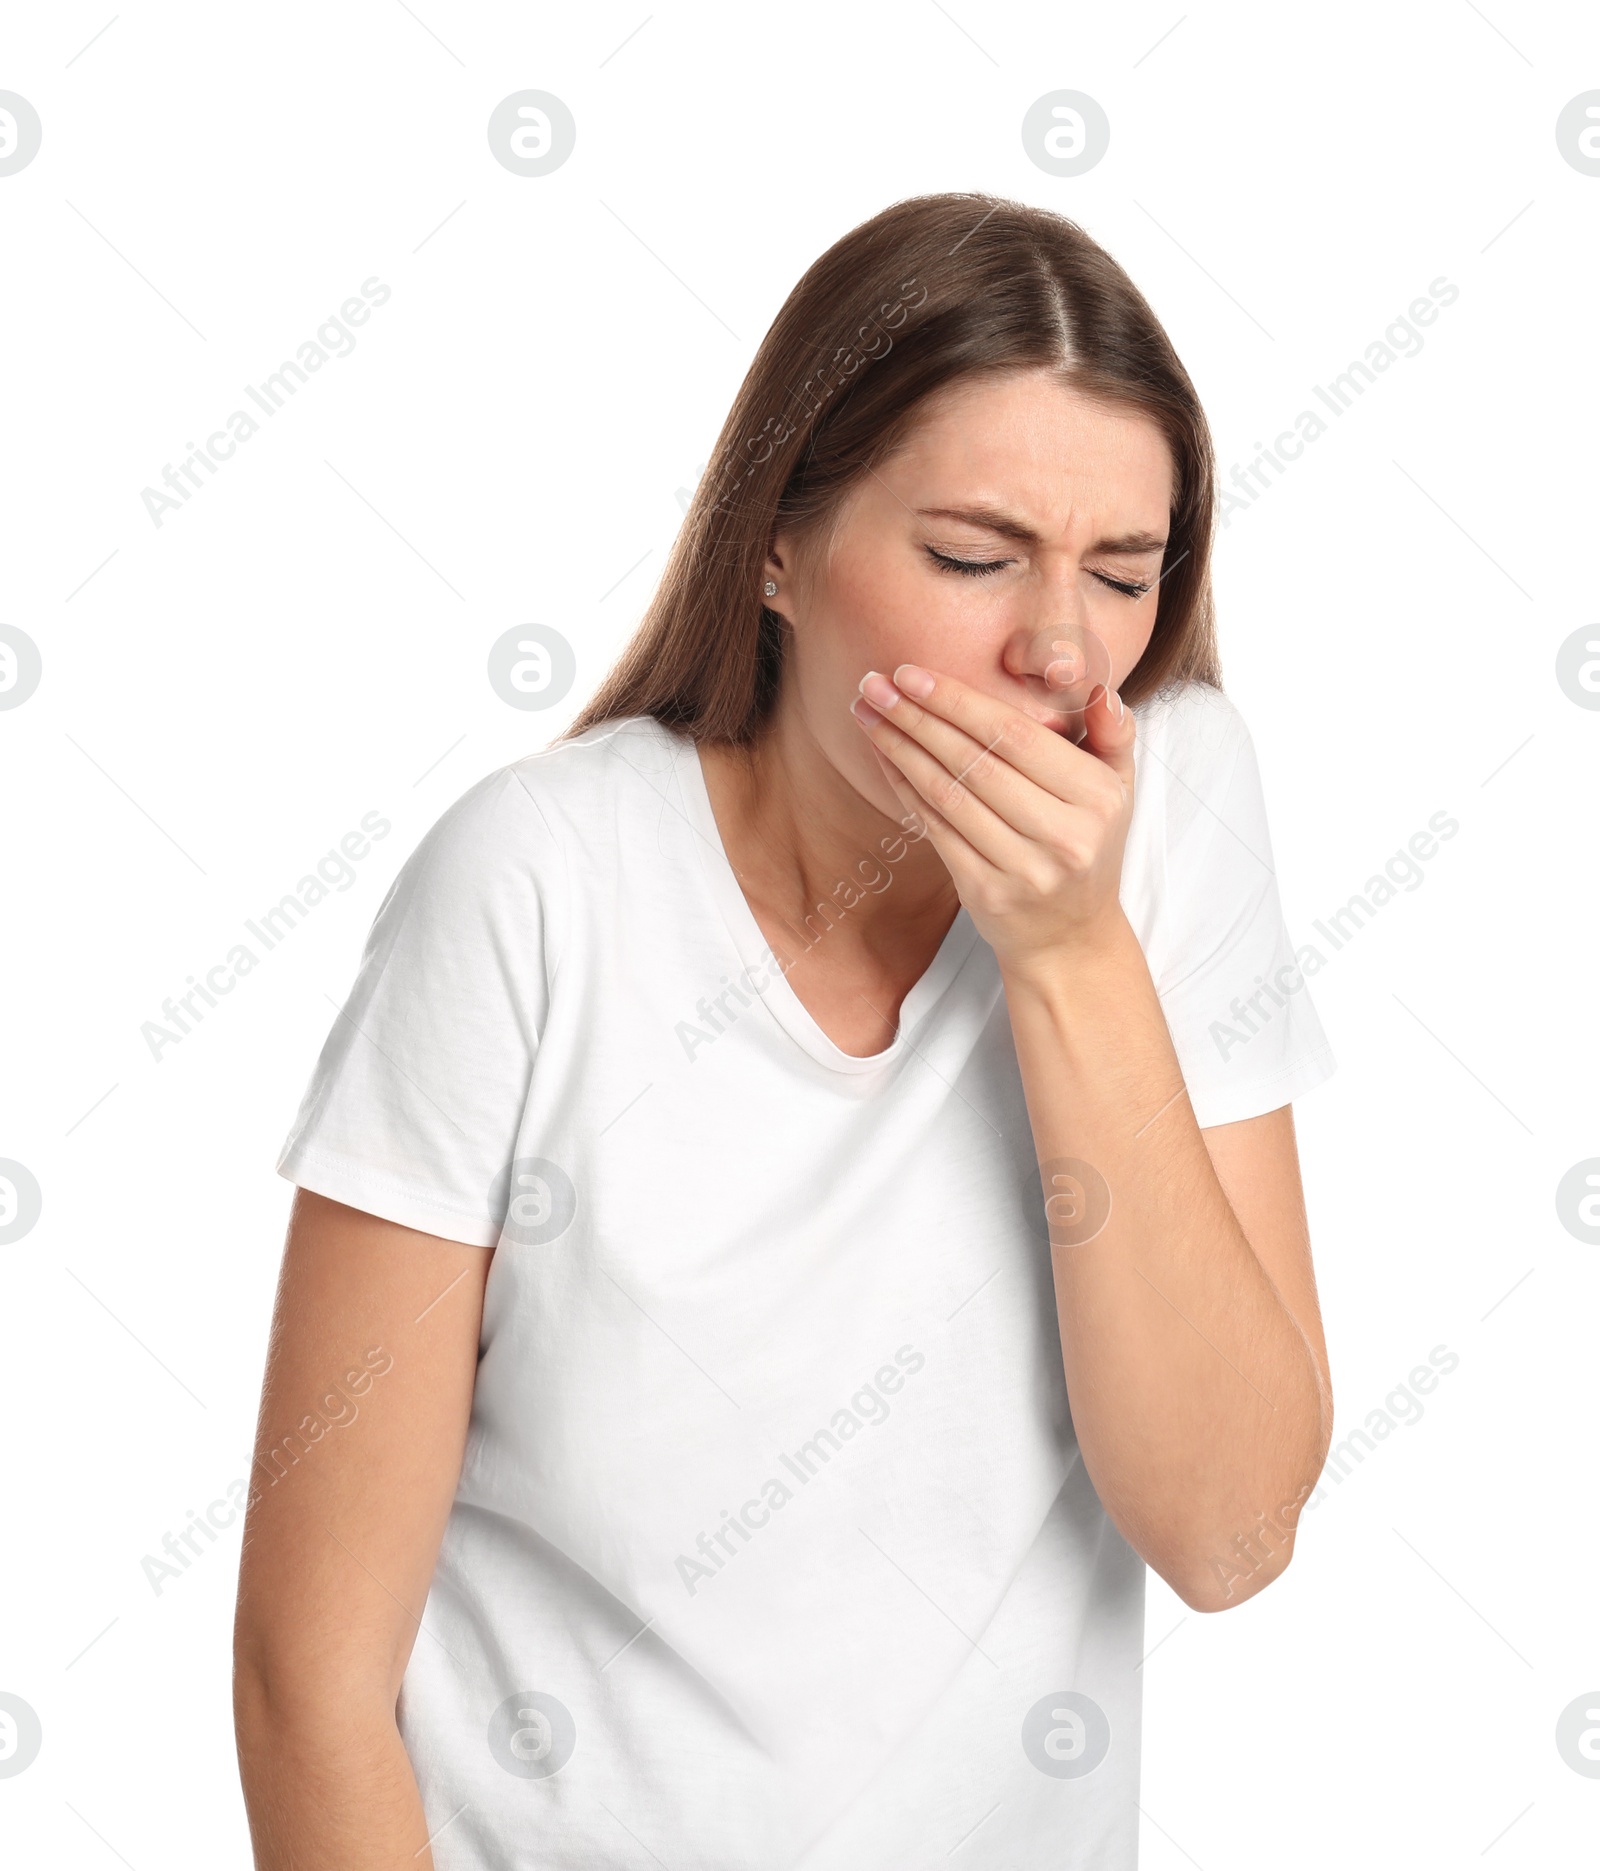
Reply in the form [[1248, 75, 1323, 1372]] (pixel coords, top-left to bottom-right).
[[1142, 692, 1336, 1130], [275, 765, 566, 1245]]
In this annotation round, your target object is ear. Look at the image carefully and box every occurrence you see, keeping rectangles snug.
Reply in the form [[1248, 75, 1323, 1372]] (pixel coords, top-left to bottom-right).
[[763, 532, 798, 626]]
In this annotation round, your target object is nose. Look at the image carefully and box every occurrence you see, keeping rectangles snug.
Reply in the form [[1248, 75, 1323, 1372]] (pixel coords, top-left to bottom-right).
[[1005, 618, 1112, 736]]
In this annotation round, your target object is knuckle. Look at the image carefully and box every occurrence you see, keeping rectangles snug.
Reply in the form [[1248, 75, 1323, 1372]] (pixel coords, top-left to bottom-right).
[[1050, 833, 1094, 872], [1079, 780, 1118, 823], [989, 717, 1033, 762], [930, 774, 968, 814]]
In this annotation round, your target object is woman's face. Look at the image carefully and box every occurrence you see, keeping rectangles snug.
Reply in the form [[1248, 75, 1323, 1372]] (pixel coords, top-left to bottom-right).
[[768, 367, 1177, 817]]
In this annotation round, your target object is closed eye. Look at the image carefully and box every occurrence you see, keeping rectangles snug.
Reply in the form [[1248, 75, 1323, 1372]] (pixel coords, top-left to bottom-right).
[[926, 545, 1154, 599], [1093, 571, 1154, 598], [925, 546, 1014, 578]]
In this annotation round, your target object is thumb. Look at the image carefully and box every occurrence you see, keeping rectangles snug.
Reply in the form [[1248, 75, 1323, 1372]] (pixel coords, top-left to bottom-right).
[[1078, 682, 1136, 787]]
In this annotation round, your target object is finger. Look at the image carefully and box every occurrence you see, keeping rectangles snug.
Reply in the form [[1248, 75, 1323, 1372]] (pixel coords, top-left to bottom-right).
[[865, 736, 994, 884], [1078, 681, 1137, 789], [858, 680, 1015, 839], [859, 695, 1043, 871], [861, 665, 1119, 832]]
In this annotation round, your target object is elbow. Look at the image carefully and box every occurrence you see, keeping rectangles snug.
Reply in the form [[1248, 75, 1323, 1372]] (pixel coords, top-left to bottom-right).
[[233, 1616, 399, 1746], [1157, 1384, 1331, 1614], [233, 1633, 323, 1748], [1163, 1475, 1321, 1613], [1169, 1532, 1298, 1613]]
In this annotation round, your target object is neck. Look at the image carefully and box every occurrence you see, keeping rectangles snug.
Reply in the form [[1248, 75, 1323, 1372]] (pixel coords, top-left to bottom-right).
[[698, 698, 960, 964]]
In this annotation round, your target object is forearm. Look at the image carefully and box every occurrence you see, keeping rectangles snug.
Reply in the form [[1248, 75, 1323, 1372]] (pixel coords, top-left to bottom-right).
[[235, 1668, 434, 1869], [1003, 909, 1329, 1610]]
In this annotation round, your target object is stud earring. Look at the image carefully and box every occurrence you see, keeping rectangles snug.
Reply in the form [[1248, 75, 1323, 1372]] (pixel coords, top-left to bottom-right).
[[763, 580, 778, 598]]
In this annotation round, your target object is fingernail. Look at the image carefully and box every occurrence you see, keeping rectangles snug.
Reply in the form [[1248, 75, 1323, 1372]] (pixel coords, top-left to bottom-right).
[[850, 695, 881, 726], [859, 671, 900, 708], [893, 663, 934, 699]]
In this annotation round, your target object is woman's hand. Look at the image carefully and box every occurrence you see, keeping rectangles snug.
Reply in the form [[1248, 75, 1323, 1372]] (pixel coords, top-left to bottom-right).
[[850, 662, 1137, 979]]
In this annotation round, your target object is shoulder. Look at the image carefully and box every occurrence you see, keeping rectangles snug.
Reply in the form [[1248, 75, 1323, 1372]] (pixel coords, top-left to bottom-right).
[[505, 713, 683, 843], [409, 715, 678, 888], [1134, 679, 1252, 770], [1132, 681, 1257, 838]]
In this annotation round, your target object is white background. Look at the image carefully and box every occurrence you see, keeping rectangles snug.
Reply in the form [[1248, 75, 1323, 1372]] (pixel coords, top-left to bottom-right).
[[1, 2, 1596, 1864]]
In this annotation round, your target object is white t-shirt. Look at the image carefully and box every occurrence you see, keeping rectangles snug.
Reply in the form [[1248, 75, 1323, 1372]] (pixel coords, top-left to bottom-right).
[[277, 684, 1334, 1869]]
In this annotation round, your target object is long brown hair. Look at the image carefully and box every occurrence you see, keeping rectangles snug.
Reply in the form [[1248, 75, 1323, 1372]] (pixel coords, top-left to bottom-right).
[[563, 191, 1220, 747]]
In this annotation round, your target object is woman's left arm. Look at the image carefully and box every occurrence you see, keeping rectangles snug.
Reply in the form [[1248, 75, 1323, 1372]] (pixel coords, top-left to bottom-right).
[[1003, 930, 1333, 1613], [854, 665, 1334, 1613]]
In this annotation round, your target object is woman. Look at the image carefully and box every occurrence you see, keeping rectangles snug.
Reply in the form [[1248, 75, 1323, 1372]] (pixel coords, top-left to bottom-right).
[[234, 192, 1336, 1869]]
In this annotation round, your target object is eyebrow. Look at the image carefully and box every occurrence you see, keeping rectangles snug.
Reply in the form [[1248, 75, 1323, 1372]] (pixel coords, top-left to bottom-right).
[[915, 505, 1168, 555]]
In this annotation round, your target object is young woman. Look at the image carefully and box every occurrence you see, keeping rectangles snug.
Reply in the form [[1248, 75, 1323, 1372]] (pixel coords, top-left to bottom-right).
[[234, 192, 1336, 1870]]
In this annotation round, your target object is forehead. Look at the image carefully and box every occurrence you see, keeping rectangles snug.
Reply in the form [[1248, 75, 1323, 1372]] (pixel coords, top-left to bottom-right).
[[881, 368, 1175, 521]]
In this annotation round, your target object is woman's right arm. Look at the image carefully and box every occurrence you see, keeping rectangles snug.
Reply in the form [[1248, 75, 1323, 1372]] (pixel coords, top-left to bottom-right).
[[233, 1188, 493, 1870]]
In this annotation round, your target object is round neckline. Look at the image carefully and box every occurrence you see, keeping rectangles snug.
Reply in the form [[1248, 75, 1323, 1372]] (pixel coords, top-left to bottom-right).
[[668, 724, 981, 1076]]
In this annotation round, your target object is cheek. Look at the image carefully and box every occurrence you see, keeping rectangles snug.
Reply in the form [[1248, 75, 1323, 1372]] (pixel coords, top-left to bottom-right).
[[821, 553, 1003, 681], [1098, 600, 1159, 687], [822, 552, 925, 657]]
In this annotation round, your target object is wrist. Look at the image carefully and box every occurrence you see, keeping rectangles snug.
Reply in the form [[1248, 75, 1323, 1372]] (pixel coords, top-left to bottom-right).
[[997, 906, 1145, 1004]]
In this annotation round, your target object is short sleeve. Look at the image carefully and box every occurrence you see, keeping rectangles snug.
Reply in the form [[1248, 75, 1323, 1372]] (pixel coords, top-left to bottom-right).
[[275, 765, 566, 1244], [1141, 690, 1336, 1130]]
